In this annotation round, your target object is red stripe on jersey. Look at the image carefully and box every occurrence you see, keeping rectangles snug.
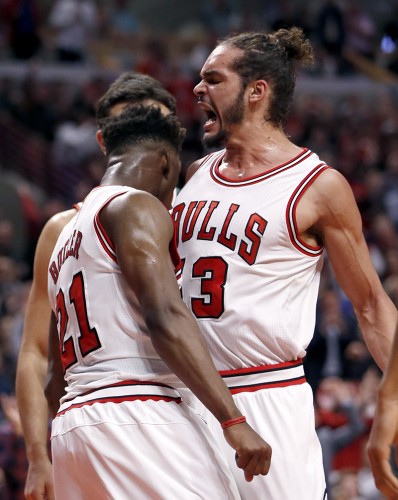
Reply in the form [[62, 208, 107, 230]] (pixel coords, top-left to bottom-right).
[[57, 394, 182, 416], [94, 191, 129, 263], [169, 212, 183, 276], [228, 376, 307, 394], [211, 148, 313, 187], [219, 358, 303, 377], [72, 202, 82, 212], [63, 378, 180, 404], [286, 164, 331, 256]]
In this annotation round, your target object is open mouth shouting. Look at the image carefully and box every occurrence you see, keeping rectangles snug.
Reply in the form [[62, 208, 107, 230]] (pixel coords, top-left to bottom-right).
[[198, 101, 219, 132]]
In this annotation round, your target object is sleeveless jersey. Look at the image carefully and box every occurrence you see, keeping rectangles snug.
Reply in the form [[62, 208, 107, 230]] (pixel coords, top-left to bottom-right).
[[48, 185, 183, 402], [173, 148, 330, 370]]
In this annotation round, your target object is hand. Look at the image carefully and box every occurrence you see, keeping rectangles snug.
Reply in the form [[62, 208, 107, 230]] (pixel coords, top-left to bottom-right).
[[24, 457, 54, 500], [367, 396, 398, 499], [223, 422, 272, 482]]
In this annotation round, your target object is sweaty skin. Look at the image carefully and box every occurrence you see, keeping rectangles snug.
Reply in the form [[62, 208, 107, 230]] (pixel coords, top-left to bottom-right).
[[175, 31, 397, 499], [45, 108, 273, 488], [367, 320, 398, 499], [190, 43, 396, 371], [16, 209, 76, 500], [16, 83, 178, 500]]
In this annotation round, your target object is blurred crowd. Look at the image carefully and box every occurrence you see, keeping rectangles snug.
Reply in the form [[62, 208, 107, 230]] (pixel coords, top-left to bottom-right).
[[0, 0, 397, 498]]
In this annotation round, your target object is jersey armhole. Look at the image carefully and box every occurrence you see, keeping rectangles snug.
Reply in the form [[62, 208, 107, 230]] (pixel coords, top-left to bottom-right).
[[286, 164, 331, 256]]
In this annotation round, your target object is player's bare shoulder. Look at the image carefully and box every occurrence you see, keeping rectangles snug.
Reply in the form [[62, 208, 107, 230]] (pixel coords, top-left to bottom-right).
[[294, 166, 358, 238], [38, 207, 78, 253], [109, 189, 168, 218], [101, 190, 173, 243], [310, 167, 358, 212], [44, 208, 78, 237]]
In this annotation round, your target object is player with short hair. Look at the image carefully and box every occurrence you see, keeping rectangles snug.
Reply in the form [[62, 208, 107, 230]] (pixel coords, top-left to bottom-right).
[[16, 72, 178, 500], [45, 104, 272, 499]]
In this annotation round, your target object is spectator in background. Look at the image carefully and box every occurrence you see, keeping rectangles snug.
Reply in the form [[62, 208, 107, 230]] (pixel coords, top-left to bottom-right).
[[384, 147, 398, 228], [47, 0, 99, 63], [315, 366, 382, 498], [344, 0, 377, 61], [330, 469, 363, 500], [304, 287, 370, 393], [378, 6, 398, 75], [0, 0, 42, 60], [135, 38, 170, 82], [200, 0, 237, 38], [50, 100, 98, 203], [12, 78, 57, 142], [315, 376, 366, 494], [105, 0, 140, 41], [316, 0, 346, 75], [0, 394, 28, 500]]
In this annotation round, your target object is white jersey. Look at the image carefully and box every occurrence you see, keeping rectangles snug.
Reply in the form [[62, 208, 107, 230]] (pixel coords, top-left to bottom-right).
[[48, 185, 183, 403], [173, 148, 330, 369]]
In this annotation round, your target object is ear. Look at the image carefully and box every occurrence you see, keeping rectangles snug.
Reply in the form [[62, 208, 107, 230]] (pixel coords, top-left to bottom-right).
[[248, 80, 267, 103], [160, 152, 170, 178], [96, 129, 107, 155]]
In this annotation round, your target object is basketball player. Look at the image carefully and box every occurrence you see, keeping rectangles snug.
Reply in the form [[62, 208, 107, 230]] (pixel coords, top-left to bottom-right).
[[15, 72, 178, 500], [45, 105, 272, 499], [367, 319, 398, 499], [172, 27, 397, 499]]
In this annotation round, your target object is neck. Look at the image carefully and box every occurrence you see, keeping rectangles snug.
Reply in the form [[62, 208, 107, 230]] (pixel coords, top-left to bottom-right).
[[100, 151, 145, 189], [219, 122, 302, 177]]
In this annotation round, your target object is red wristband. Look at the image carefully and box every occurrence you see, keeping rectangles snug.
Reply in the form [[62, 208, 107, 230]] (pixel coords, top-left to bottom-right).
[[221, 416, 247, 429]]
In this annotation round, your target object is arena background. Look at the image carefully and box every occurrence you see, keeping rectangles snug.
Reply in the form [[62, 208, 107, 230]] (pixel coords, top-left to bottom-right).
[[0, 1, 397, 498]]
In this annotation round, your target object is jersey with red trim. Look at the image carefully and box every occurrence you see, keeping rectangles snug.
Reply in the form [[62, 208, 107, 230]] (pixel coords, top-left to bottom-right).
[[173, 148, 330, 369], [48, 185, 183, 401]]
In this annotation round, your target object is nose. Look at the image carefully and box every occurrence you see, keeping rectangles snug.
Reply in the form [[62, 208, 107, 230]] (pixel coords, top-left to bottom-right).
[[193, 80, 205, 96]]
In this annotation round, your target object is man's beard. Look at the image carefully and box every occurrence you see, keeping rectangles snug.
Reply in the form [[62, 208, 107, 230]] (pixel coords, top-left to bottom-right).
[[203, 88, 245, 149]]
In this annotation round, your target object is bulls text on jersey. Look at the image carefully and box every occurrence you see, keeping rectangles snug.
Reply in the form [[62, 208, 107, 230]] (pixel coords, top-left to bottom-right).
[[173, 201, 267, 266]]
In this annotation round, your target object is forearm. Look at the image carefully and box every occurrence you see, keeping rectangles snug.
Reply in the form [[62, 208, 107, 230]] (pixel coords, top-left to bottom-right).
[[355, 294, 397, 371], [16, 353, 50, 462], [377, 319, 398, 399], [149, 308, 241, 423]]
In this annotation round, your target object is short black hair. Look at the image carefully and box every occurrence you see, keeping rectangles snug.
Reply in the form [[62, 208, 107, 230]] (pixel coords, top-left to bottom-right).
[[101, 104, 186, 156], [96, 72, 176, 126]]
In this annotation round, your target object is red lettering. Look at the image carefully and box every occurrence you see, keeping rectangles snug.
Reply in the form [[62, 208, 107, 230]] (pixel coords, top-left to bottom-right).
[[217, 204, 239, 250], [238, 214, 267, 265], [182, 201, 206, 242], [65, 231, 76, 258], [57, 248, 64, 271], [197, 201, 219, 240], [63, 239, 70, 262], [49, 261, 59, 284], [172, 203, 185, 246], [73, 231, 82, 258]]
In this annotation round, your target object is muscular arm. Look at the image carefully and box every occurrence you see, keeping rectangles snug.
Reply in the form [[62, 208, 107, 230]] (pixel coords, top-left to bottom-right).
[[15, 209, 76, 500], [103, 191, 243, 422], [367, 320, 398, 498], [307, 170, 397, 370], [101, 191, 272, 480]]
